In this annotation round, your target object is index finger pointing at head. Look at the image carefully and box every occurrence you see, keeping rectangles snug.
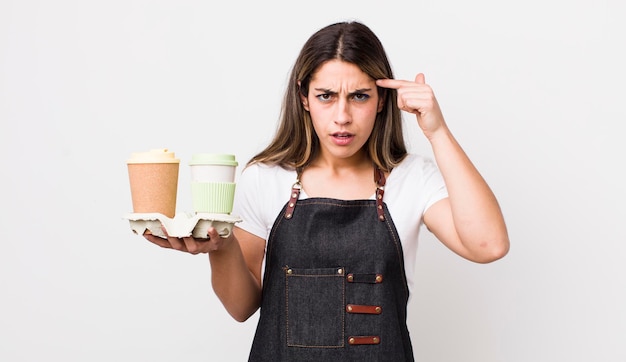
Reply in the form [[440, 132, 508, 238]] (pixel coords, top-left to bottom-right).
[[376, 78, 407, 89]]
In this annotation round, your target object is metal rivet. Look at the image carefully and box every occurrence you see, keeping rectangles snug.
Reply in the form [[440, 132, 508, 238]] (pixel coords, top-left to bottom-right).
[[375, 306, 381, 313], [377, 194, 382, 199], [286, 213, 292, 218], [337, 268, 344, 275], [347, 305, 353, 312], [375, 275, 383, 283], [291, 193, 297, 198], [373, 337, 379, 343], [347, 274, 353, 282], [286, 269, 292, 274], [348, 337, 355, 345], [289, 202, 294, 207], [379, 215, 385, 221], [378, 205, 382, 209]]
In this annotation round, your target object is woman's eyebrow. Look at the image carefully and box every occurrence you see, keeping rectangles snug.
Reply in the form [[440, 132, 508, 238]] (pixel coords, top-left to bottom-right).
[[312, 87, 373, 94], [313, 87, 335, 93]]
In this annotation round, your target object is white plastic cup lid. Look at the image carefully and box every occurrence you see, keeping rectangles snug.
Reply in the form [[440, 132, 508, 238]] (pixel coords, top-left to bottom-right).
[[189, 154, 238, 167]]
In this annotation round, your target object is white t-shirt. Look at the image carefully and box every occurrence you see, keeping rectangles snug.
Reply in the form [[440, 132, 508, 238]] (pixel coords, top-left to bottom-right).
[[231, 153, 448, 293]]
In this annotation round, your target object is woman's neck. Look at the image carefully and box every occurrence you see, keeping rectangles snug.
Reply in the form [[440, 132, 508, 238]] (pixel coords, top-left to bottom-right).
[[301, 153, 377, 200]]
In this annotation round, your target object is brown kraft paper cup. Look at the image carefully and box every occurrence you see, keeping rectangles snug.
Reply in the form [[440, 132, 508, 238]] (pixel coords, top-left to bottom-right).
[[127, 149, 180, 218]]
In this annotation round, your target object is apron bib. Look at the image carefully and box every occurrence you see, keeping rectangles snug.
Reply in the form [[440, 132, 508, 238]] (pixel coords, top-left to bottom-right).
[[248, 168, 414, 361]]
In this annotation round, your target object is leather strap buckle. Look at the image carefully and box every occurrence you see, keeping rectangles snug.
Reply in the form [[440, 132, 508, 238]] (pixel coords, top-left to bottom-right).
[[374, 167, 386, 221], [284, 181, 301, 219]]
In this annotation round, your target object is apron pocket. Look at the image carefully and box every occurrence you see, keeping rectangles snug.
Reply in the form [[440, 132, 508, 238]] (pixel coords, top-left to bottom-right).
[[285, 266, 345, 348]]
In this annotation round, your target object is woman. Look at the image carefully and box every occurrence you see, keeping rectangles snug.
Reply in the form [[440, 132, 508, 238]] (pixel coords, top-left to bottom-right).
[[145, 21, 509, 361]]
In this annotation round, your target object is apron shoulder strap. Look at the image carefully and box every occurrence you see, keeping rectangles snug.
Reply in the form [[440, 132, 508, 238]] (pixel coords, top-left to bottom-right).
[[284, 167, 303, 219], [374, 166, 386, 221]]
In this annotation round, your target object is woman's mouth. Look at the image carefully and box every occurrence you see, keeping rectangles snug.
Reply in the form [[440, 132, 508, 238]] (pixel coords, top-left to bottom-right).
[[331, 132, 355, 146]]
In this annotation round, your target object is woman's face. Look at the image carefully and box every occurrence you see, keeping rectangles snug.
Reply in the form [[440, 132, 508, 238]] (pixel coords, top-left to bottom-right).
[[301, 59, 383, 164]]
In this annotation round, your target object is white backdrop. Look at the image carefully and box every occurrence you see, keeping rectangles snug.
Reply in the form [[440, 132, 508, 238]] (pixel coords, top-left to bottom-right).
[[2, 1, 625, 361]]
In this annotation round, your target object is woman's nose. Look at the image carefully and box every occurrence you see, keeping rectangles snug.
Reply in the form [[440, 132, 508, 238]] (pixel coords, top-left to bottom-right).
[[335, 100, 352, 125]]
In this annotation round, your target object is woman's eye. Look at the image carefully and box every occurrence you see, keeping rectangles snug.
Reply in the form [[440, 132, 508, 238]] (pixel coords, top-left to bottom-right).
[[316, 94, 333, 102], [353, 93, 370, 102]]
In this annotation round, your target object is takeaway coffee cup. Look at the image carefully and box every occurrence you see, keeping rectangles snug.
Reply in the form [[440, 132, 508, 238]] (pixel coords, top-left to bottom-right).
[[189, 154, 238, 214], [127, 148, 180, 218]]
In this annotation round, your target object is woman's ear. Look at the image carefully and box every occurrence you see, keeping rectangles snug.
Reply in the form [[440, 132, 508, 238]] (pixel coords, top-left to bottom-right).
[[298, 80, 310, 111], [298, 80, 309, 112], [300, 93, 309, 111], [377, 97, 384, 113]]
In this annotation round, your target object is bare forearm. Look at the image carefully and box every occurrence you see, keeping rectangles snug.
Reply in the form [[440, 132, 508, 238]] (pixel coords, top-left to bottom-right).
[[208, 237, 262, 322], [429, 127, 509, 260]]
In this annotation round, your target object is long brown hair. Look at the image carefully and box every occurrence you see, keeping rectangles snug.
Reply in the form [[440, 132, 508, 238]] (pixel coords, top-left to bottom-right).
[[249, 21, 407, 172]]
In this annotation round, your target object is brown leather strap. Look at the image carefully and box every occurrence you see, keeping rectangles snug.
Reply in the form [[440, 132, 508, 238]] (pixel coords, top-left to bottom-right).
[[374, 166, 386, 221], [348, 336, 380, 345], [346, 304, 382, 314], [285, 168, 303, 219], [284, 182, 301, 219]]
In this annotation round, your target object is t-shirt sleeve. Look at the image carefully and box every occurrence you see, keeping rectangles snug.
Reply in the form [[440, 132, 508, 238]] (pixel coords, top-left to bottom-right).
[[231, 164, 268, 240], [420, 157, 449, 213]]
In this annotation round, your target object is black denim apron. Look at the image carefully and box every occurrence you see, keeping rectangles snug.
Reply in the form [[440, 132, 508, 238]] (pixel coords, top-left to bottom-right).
[[248, 168, 414, 361]]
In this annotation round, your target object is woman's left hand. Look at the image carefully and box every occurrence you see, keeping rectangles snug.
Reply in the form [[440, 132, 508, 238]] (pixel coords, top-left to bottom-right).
[[143, 226, 228, 255], [376, 73, 446, 140]]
